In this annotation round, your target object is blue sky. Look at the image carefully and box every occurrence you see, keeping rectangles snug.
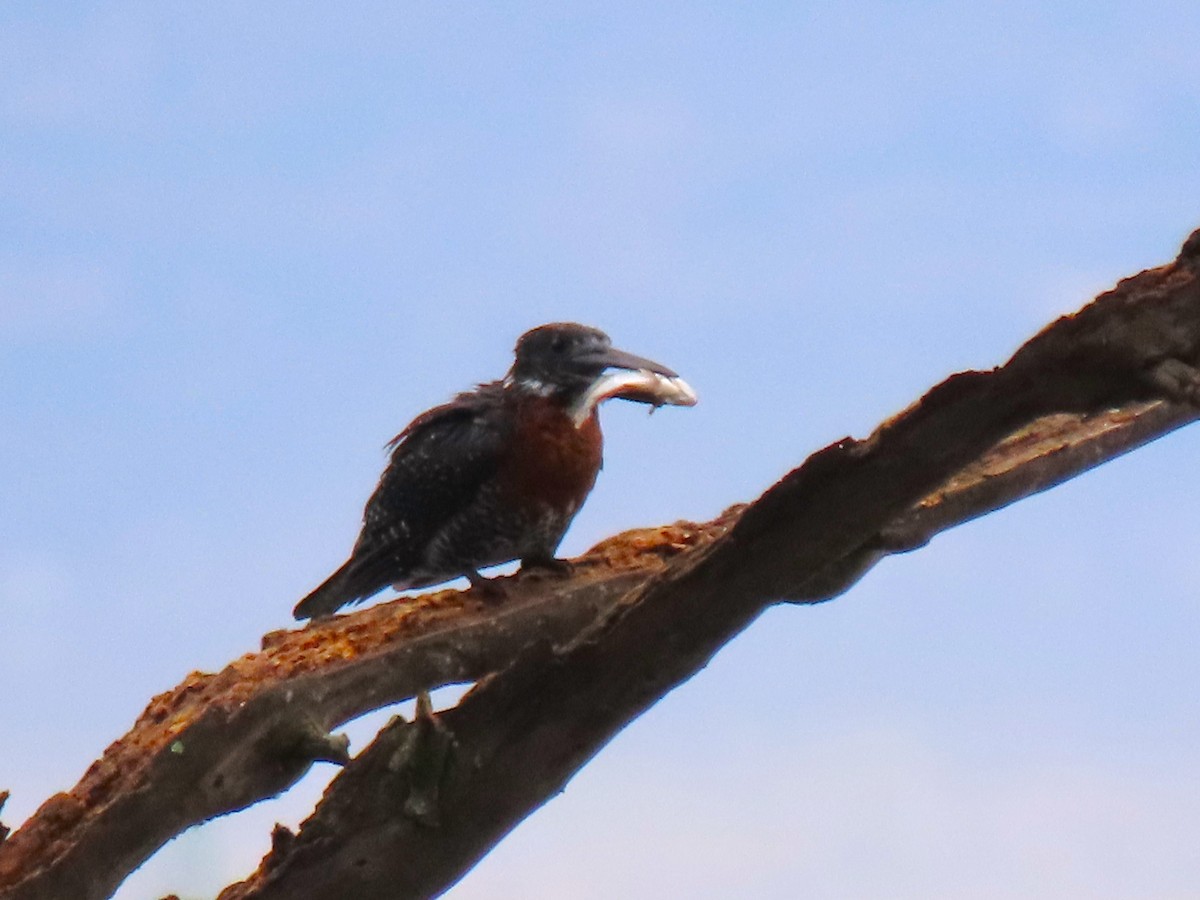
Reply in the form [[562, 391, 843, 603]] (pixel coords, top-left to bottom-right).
[[3, 3, 1200, 897]]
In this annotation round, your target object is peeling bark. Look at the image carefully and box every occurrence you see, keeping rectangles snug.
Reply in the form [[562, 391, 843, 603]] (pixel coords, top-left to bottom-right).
[[2, 229, 1199, 900]]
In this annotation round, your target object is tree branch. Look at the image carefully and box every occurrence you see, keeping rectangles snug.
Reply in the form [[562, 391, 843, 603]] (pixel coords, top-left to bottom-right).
[[3, 229, 1199, 900]]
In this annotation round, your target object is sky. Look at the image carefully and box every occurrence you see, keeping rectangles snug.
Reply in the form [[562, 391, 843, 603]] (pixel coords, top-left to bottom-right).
[[2, 2, 1200, 897]]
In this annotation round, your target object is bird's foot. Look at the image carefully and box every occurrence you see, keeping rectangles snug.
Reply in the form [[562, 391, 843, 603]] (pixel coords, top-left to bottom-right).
[[465, 569, 507, 599], [518, 554, 574, 578]]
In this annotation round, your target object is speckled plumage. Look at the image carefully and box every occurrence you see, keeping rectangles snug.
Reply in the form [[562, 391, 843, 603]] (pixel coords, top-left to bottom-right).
[[293, 323, 688, 620]]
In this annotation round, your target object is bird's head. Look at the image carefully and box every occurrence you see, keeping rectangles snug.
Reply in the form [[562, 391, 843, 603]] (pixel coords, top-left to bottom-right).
[[507, 322, 697, 424]]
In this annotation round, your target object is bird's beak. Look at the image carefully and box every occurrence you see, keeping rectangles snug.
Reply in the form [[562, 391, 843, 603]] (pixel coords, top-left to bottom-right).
[[576, 345, 679, 378]]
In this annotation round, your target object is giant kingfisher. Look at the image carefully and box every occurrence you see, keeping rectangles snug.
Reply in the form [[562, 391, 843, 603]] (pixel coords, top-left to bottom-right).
[[294, 322, 696, 619]]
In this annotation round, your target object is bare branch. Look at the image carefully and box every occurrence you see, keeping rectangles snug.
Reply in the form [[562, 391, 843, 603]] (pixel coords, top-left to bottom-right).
[[221, 228, 1200, 899], [2, 229, 1198, 900]]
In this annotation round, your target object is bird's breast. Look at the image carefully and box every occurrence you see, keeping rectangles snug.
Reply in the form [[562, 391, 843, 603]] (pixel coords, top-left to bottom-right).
[[497, 395, 603, 515]]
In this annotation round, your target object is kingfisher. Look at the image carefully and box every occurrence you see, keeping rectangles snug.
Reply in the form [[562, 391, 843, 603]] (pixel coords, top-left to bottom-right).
[[293, 322, 696, 620]]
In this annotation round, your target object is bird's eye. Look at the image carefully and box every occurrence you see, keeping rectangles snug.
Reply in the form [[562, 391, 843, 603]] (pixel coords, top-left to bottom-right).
[[551, 337, 568, 353]]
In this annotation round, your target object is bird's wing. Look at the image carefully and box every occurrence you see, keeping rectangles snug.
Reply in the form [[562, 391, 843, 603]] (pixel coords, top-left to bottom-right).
[[348, 383, 511, 584], [293, 383, 511, 620]]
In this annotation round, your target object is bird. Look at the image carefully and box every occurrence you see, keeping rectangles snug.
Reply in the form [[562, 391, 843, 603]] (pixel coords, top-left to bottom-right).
[[293, 322, 696, 620]]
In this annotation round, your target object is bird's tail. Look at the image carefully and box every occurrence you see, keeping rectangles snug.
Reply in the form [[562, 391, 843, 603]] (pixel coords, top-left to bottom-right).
[[293, 559, 359, 620]]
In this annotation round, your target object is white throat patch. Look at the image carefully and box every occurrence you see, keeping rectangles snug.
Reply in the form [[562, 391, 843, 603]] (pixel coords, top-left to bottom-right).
[[504, 374, 556, 397]]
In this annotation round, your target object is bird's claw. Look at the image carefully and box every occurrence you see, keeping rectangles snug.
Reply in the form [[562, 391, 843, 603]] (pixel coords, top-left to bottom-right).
[[518, 555, 574, 578], [465, 569, 507, 599]]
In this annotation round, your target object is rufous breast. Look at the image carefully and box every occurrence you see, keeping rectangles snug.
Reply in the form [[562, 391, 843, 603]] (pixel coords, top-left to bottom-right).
[[496, 393, 603, 515]]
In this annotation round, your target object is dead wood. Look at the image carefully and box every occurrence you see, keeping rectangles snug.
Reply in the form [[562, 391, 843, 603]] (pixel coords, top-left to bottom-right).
[[3, 229, 1199, 900]]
